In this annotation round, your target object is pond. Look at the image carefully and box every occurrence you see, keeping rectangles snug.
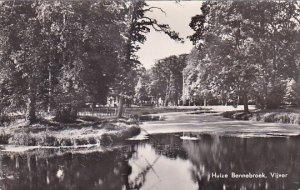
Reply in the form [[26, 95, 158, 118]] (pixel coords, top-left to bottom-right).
[[0, 133, 300, 190]]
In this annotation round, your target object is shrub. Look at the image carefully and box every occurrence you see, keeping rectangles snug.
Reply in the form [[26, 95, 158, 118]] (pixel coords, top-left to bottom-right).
[[262, 113, 276, 122], [9, 132, 37, 146], [54, 104, 78, 123], [0, 134, 10, 144], [0, 115, 11, 126], [253, 112, 300, 124], [222, 111, 252, 120]]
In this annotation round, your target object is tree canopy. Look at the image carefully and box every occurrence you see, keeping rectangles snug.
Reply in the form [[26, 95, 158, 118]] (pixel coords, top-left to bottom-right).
[[134, 54, 187, 106], [0, 0, 183, 122], [187, 0, 300, 111]]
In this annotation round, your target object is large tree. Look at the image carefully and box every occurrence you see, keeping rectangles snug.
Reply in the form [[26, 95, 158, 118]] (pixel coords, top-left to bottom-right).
[[183, 47, 215, 106], [188, 0, 300, 112], [148, 54, 187, 106], [0, 0, 184, 122], [0, 1, 47, 123], [0, 0, 131, 123], [114, 0, 183, 117]]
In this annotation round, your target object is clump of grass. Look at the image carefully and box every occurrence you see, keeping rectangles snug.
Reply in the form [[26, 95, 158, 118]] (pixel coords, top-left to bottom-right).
[[252, 112, 300, 124]]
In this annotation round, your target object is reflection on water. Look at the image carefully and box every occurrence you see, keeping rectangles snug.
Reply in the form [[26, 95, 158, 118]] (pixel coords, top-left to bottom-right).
[[0, 134, 300, 190]]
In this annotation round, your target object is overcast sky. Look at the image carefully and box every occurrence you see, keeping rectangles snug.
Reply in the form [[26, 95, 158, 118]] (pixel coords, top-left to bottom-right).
[[137, 1, 202, 69]]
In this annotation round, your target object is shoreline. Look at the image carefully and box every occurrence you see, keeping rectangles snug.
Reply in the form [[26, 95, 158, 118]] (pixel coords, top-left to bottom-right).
[[0, 116, 140, 147], [222, 108, 300, 125], [2, 105, 300, 147]]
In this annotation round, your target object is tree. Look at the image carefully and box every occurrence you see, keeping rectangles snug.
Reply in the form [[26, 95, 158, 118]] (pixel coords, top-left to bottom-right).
[[284, 79, 297, 105], [0, 0, 138, 123], [183, 48, 214, 106], [37, 0, 125, 122], [0, 0, 183, 122], [188, 0, 300, 112], [147, 54, 187, 106], [38, 0, 128, 122], [114, 0, 183, 117], [135, 69, 152, 105], [0, 1, 49, 123]]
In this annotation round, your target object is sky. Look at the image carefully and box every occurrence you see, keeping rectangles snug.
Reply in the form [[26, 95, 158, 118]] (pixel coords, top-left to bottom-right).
[[137, 1, 203, 69]]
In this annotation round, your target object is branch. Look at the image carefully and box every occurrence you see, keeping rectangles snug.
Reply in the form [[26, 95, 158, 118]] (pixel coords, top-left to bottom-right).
[[293, 15, 300, 25], [141, 16, 153, 22], [152, 23, 164, 32], [143, 6, 166, 15]]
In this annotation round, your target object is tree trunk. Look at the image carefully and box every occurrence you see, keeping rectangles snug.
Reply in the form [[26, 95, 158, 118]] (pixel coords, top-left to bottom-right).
[[27, 53, 38, 124], [243, 92, 249, 113], [183, 98, 187, 106], [47, 64, 52, 113], [117, 96, 124, 118], [48, 48, 53, 113], [164, 99, 169, 107], [175, 99, 178, 106], [26, 81, 37, 124]]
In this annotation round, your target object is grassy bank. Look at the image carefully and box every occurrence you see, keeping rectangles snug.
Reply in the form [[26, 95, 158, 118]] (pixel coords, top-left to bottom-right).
[[0, 106, 205, 146], [0, 116, 140, 146], [223, 108, 300, 125]]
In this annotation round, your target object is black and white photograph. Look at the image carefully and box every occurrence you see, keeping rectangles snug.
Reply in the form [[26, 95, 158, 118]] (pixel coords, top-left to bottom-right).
[[0, 0, 300, 189]]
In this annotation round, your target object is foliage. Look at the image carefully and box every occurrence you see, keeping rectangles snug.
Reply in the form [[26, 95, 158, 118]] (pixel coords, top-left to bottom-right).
[[182, 47, 216, 106], [252, 112, 300, 124], [188, 0, 300, 111], [135, 69, 152, 104], [112, 0, 183, 116], [138, 54, 187, 106], [0, 0, 138, 122], [283, 78, 300, 106]]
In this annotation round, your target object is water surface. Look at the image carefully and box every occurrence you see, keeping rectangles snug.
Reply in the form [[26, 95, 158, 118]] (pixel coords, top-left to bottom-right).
[[1, 133, 300, 190]]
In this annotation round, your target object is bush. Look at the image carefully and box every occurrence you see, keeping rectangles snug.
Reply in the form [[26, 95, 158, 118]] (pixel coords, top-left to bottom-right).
[[9, 132, 37, 146], [54, 104, 78, 123], [254, 112, 300, 124], [0, 115, 11, 126], [262, 113, 276, 122], [0, 134, 10, 144], [9, 131, 59, 146], [222, 111, 252, 120]]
